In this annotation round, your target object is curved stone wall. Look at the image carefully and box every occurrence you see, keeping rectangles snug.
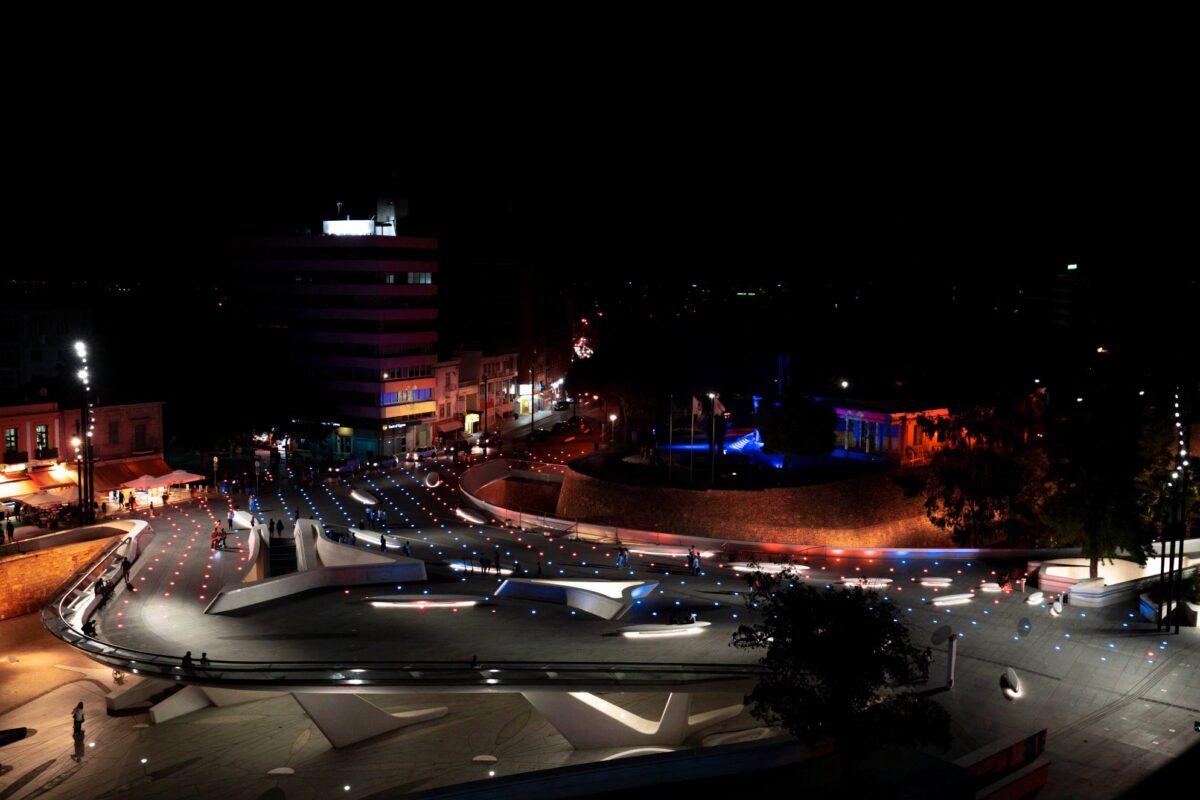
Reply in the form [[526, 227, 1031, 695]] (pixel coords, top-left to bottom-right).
[[554, 464, 949, 548]]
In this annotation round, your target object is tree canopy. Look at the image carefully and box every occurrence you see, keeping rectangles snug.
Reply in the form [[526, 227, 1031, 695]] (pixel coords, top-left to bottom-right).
[[731, 568, 951, 756], [920, 407, 1053, 547]]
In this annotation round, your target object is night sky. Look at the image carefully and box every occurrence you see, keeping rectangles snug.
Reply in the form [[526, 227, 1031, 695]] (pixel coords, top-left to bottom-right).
[[4, 129, 1193, 442]]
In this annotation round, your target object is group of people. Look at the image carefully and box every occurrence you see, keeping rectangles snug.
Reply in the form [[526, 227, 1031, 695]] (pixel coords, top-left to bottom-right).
[[210, 523, 229, 550], [359, 507, 388, 529], [180, 651, 210, 668], [266, 519, 289, 536], [687, 545, 702, 576]]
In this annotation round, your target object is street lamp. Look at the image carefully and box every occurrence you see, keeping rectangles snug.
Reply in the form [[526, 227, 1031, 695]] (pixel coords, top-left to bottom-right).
[[71, 436, 83, 521], [609, 413, 617, 442], [75, 342, 95, 524], [213, 456, 219, 494]]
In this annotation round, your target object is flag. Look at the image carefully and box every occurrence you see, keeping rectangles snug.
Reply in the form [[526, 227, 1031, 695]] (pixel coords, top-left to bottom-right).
[[692, 396, 703, 417], [712, 396, 726, 416]]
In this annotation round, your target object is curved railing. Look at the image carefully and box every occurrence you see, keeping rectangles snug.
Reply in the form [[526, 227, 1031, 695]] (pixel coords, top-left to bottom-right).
[[40, 518, 761, 692]]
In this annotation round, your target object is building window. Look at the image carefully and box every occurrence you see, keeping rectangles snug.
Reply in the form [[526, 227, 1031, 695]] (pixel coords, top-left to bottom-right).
[[135, 424, 147, 450], [337, 435, 352, 455], [407, 271, 432, 285], [109, 420, 120, 444], [36, 425, 48, 452], [381, 391, 399, 406], [412, 388, 432, 402], [385, 273, 396, 284], [4, 427, 16, 453]]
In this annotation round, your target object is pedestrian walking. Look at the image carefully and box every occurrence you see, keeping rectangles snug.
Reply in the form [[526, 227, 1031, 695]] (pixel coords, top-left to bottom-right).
[[402, 540, 411, 558], [380, 536, 387, 553], [121, 556, 132, 587], [72, 701, 85, 735], [227, 509, 235, 532], [536, 561, 543, 577]]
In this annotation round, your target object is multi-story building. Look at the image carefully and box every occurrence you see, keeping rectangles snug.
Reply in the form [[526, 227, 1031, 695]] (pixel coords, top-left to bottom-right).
[[832, 402, 949, 467], [0, 400, 167, 507], [233, 227, 439, 460], [434, 350, 518, 439]]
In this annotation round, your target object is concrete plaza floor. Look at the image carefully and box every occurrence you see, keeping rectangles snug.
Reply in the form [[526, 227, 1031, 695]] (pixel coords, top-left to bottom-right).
[[2, 456, 1197, 797]]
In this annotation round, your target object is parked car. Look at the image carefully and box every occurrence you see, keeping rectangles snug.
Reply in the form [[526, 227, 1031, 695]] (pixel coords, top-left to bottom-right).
[[405, 448, 437, 461], [553, 399, 572, 411]]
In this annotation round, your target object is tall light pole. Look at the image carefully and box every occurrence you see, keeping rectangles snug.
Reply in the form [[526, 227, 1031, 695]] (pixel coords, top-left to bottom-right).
[[213, 455, 219, 494], [609, 413, 617, 443], [75, 342, 95, 524], [71, 436, 83, 521]]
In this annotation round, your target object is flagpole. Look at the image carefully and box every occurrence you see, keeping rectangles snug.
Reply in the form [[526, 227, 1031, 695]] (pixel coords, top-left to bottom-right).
[[668, 394, 673, 483], [708, 392, 720, 484], [689, 398, 695, 483]]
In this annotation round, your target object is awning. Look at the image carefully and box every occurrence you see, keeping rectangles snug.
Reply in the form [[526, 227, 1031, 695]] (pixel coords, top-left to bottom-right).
[[18, 489, 76, 508], [121, 474, 166, 490], [437, 420, 465, 433], [0, 479, 37, 501], [30, 467, 78, 490], [157, 469, 205, 485], [92, 457, 174, 493]]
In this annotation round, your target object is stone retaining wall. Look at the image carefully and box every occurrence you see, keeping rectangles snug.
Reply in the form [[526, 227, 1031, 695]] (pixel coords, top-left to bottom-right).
[[0, 538, 115, 620], [554, 465, 949, 548]]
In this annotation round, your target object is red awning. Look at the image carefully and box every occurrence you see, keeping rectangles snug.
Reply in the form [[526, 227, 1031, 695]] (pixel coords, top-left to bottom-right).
[[0, 478, 37, 501], [30, 467, 77, 490], [92, 457, 173, 493]]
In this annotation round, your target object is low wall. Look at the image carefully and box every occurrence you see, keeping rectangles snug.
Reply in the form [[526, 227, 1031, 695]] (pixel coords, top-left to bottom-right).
[[0, 537, 116, 620], [475, 476, 562, 515], [554, 462, 948, 548]]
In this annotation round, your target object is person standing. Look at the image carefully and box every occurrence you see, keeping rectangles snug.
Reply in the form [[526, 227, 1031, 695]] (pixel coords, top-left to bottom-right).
[[72, 701, 85, 735], [402, 540, 411, 558], [121, 556, 132, 587], [181, 651, 194, 668]]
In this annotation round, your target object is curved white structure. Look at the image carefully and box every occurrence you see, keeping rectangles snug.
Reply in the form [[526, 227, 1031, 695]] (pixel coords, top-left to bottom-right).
[[1025, 591, 1044, 605], [204, 519, 427, 614], [494, 578, 658, 620]]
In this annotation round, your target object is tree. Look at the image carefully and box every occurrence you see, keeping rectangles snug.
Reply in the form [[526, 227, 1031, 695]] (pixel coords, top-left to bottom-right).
[[756, 398, 837, 465], [731, 569, 950, 756], [1044, 396, 1183, 578], [920, 407, 1054, 547]]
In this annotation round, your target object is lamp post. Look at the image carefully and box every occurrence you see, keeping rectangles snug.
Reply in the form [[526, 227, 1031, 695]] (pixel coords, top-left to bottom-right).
[[71, 436, 83, 522], [75, 342, 94, 525], [213, 456, 219, 495], [609, 413, 617, 443]]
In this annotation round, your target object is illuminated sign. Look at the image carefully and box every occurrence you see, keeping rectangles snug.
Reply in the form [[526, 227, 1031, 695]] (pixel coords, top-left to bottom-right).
[[322, 220, 375, 236]]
